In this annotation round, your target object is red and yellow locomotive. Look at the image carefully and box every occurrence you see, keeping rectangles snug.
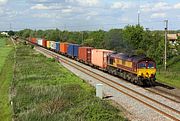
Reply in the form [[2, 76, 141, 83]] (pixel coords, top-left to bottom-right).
[[107, 53, 156, 86]]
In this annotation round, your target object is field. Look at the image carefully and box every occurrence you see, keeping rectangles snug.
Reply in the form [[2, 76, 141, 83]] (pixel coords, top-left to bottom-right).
[[12, 43, 127, 121], [0, 38, 13, 72], [0, 38, 14, 121], [156, 56, 180, 88]]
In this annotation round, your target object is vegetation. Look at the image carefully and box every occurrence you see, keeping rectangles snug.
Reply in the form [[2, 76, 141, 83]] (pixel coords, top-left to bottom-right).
[[0, 38, 14, 121], [0, 38, 13, 72], [12, 44, 127, 121], [156, 55, 180, 88]]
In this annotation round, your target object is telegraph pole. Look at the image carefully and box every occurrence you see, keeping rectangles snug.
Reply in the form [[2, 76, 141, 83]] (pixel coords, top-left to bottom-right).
[[164, 20, 168, 71]]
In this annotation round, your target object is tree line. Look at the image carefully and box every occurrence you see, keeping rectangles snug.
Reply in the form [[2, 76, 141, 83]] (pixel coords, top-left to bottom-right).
[[15, 25, 180, 65]]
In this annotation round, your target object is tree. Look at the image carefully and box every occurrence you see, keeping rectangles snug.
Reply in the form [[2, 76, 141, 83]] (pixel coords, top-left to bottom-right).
[[103, 29, 124, 52], [123, 25, 144, 52], [83, 30, 105, 48], [8, 30, 15, 36], [146, 32, 164, 64]]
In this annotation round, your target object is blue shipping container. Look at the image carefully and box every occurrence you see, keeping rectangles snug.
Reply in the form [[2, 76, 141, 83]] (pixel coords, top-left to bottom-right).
[[67, 44, 80, 57], [55, 42, 60, 52]]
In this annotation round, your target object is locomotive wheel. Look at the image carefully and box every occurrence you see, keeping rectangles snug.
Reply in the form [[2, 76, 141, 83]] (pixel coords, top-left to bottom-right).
[[137, 77, 144, 86]]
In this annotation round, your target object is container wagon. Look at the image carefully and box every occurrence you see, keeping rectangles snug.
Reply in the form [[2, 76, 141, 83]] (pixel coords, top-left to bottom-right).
[[78, 47, 93, 64], [50, 41, 56, 50], [47, 41, 50, 49], [42, 39, 47, 47], [91, 49, 113, 69], [55, 42, 60, 52], [67, 44, 80, 58], [60, 43, 69, 54], [37, 38, 43, 46], [30, 38, 37, 44]]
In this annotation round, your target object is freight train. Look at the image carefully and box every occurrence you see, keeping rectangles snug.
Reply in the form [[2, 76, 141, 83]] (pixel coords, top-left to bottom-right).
[[29, 38, 156, 86]]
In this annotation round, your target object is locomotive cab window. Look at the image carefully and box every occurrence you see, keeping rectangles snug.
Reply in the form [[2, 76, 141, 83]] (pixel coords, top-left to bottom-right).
[[147, 62, 155, 69], [110, 58, 114, 64], [138, 62, 146, 69]]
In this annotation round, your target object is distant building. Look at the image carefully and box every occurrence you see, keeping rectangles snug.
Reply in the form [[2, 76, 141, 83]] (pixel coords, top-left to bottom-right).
[[1, 32, 9, 37], [177, 33, 180, 37], [167, 34, 178, 46]]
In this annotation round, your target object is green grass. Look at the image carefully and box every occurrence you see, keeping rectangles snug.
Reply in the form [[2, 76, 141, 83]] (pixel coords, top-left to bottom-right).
[[156, 55, 180, 88], [12, 44, 127, 121], [0, 38, 13, 72], [0, 38, 14, 121]]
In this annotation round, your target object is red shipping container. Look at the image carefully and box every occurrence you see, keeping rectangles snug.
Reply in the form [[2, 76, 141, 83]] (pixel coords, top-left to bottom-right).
[[31, 38, 37, 44], [78, 47, 93, 63], [60, 43, 69, 54], [42, 40, 47, 47], [91, 49, 113, 69]]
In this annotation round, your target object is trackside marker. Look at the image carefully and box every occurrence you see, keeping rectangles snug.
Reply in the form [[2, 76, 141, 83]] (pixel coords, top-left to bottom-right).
[[96, 84, 103, 99]]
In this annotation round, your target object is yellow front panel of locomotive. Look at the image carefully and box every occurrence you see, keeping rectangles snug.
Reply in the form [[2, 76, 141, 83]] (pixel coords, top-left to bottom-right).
[[137, 68, 156, 78]]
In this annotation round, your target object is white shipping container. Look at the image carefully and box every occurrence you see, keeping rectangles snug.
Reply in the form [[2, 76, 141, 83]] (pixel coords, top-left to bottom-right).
[[37, 38, 43, 46], [50, 41, 55, 50]]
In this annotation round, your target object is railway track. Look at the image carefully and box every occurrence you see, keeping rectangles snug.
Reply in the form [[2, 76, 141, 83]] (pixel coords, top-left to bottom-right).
[[145, 88, 180, 103], [35, 45, 180, 121]]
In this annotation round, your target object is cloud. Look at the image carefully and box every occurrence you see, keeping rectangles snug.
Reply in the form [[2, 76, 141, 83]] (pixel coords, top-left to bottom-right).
[[85, 11, 98, 20], [31, 3, 67, 10], [61, 8, 73, 13], [33, 0, 48, 2], [32, 13, 51, 18], [174, 3, 180, 9], [151, 13, 166, 18], [87, 11, 98, 16], [0, 8, 4, 14], [110, 2, 130, 9], [66, 0, 99, 6], [0, 0, 8, 6], [31, 4, 49, 10], [140, 2, 171, 12]]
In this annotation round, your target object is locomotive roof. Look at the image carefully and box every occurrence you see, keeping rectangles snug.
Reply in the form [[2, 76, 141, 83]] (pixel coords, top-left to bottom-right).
[[109, 53, 154, 63]]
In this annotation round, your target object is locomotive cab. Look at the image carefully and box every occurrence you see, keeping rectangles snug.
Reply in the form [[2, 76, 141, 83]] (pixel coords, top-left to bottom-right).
[[137, 60, 156, 81]]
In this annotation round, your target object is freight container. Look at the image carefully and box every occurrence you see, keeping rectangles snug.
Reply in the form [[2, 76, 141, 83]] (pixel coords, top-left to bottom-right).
[[60, 43, 69, 54], [37, 38, 43, 46], [50, 41, 56, 50], [47, 41, 50, 48], [67, 44, 80, 58], [91, 49, 113, 69], [30, 38, 37, 44], [55, 42, 60, 52], [78, 47, 93, 63], [42, 40, 47, 47]]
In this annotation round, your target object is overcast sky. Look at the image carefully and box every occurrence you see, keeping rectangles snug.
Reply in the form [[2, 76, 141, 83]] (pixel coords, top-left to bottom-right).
[[0, 0, 180, 31]]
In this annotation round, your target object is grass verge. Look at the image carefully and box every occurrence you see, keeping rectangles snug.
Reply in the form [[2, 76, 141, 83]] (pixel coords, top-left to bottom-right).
[[0, 38, 13, 72], [12, 44, 127, 121], [156, 55, 180, 88], [0, 37, 14, 121]]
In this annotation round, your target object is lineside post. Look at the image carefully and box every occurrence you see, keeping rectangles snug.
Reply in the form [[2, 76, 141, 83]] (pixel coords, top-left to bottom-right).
[[96, 84, 103, 99], [164, 20, 168, 71]]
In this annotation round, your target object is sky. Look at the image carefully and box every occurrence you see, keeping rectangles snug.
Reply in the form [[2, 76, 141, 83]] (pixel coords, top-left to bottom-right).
[[0, 0, 180, 31]]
